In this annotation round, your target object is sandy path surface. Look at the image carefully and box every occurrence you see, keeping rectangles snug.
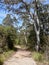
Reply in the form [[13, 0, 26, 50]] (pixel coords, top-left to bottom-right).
[[4, 46, 37, 65]]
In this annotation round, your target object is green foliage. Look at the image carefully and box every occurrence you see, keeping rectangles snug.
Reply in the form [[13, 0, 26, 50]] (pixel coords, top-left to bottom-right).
[[5, 26, 17, 49], [3, 14, 13, 26], [39, 29, 49, 52], [0, 50, 14, 65], [0, 0, 49, 62], [27, 28, 36, 50], [15, 39, 20, 45], [0, 25, 7, 51], [0, 25, 17, 52], [32, 52, 43, 61], [0, 57, 4, 65]]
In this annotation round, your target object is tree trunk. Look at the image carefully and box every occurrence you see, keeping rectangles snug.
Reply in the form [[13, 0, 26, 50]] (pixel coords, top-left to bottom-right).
[[30, 11, 40, 52], [34, 10, 40, 52], [24, 32, 27, 46], [34, 0, 40, 52]]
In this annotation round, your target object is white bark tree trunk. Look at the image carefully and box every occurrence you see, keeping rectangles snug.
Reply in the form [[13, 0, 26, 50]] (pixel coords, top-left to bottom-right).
[[30, 0, 40, 51], [30, 11, 40, 51], [29, 0, 40, 51], [34, 10, 40, 51], [24, 32, 27, 45]]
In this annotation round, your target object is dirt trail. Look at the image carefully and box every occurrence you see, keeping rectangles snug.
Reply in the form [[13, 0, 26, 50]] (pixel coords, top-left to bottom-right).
[[4, 46, 37, 65]]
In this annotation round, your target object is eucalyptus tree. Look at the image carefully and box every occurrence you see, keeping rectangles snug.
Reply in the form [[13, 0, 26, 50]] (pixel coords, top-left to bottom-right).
[[0, 0, 49, 51], [3, 14, 13, 26]]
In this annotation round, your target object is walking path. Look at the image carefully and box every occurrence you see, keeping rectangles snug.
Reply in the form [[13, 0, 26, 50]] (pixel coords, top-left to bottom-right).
[[4, 46, 37, 65]]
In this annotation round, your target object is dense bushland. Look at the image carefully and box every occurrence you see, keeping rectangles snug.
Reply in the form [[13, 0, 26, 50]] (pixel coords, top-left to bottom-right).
[[0, 25, 17, 52], [0, 0, 49, 64]]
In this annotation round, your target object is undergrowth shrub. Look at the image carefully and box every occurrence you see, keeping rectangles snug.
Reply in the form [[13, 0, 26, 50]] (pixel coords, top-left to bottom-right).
[[32, 52, 43, 61], [0, 57, 4, 65]]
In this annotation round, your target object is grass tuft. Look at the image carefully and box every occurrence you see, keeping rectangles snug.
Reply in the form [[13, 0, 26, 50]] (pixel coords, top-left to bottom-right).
[[32, 52, 43, 61]]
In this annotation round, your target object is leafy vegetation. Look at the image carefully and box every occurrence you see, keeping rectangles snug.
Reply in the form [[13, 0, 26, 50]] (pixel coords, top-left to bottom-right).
[[0, 57, 4, 65], [0, 50, 14, 65], [0, 25, 17, 65], [0, 0, 49, 65], [32, 52, 43, 61], [0, 25, 17, 51]]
